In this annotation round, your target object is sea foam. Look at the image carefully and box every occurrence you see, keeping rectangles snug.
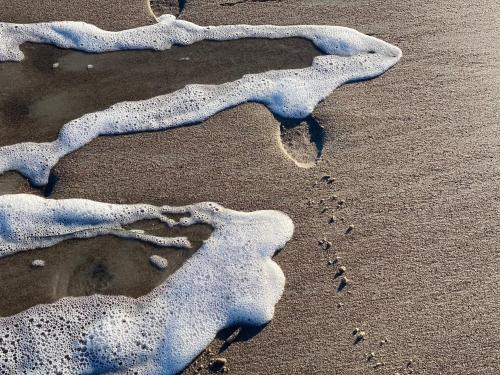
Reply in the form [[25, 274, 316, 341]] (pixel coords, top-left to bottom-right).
[[0, 14, 401, 374], [0, 15, 401, 186], [0, 194, 191, 259], [0, 194, 294, 374]]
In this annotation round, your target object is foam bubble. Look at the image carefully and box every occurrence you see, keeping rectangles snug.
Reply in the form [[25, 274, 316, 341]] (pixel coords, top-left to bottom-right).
[[0, 194, 294, 374], [0, 15, 401, 186], [31, 259, 46, 268], [149, 254, 169, 270]]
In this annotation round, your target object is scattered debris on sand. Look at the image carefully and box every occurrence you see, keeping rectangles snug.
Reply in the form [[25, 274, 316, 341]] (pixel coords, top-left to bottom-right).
[[210, 357, 228, 372], [318, 238, 332, 250], [339, 276, 349, 290], [345, 224, 355, 234], [225, 327, 241, 345], [327, 257, 339, 266]]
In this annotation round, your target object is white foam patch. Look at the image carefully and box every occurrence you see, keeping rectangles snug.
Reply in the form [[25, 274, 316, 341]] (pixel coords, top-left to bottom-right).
[[0, 15, 401, 186], [0, 194, 294, 374], [149, 254, 169, 270], [0, 194, 190, 258]]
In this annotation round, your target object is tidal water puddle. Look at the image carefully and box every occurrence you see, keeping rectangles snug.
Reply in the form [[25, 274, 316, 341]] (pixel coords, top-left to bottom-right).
[[0, 38, 320, 147], [0, 171, 39, 195], [0, 220, 212, 317]]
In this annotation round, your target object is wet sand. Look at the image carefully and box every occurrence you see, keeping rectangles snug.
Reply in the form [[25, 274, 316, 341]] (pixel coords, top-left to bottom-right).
[[0, 220, 212, 317], [0, 171, 40, 196], [1, 1, 499, 375], [0, 39, 319, 147]]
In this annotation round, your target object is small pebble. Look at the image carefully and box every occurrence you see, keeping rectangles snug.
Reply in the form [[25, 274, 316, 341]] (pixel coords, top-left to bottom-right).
[[338, 265, 347, 274], [339, 276, 349, 287], [31, 259, 46, 268], [358, 331, 366, 340], [329, 215, 337, 224], [52, 62, 60, 69], [321, 207, 328, 213], [338, 199, 346, 206], [337, 302, 343, 308], [225, 328, 240, 344], [345, 224, 354, 234], [368, 352, 375, 360], [327, 177, 336, 184], [331, 194, 338, 200], [321, 175, 331, 181], [374, 362, 384, 368], [149, 255, 168, 270], [322, 241, 332, 250], [211, 357, 227, 368], [87, 64, 94, 69], [353, 327, 360, 335]]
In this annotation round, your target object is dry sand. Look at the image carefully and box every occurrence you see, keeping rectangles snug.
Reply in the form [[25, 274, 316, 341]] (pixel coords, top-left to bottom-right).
[[0, 0, 499, 374]]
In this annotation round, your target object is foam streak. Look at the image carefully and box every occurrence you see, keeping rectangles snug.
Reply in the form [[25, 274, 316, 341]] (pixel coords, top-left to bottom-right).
[[0, 15, 401, 186]]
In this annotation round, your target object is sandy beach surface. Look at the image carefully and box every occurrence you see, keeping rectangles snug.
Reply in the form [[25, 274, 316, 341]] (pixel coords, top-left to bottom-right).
[[0, 0, 498, 374]]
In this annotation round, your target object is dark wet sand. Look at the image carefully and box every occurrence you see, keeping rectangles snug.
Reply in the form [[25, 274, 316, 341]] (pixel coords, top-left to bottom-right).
[[0, 172, 40, 196], [0, 39, 319, 147], [1, 1, 499, 375]]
